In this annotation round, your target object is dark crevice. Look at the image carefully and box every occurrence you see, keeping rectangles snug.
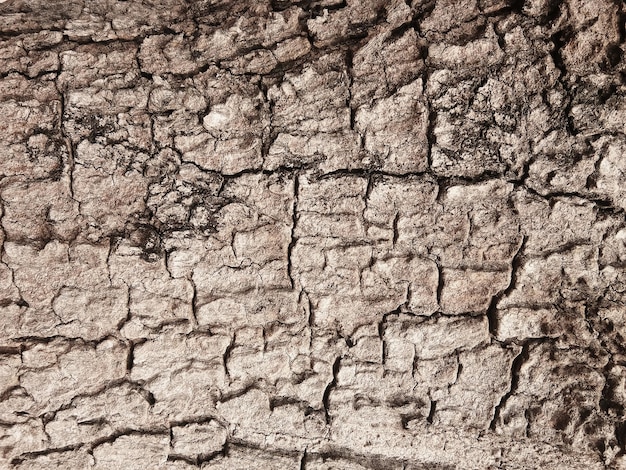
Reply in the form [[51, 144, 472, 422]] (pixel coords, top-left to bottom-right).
[[392, 211, 400, 246], [322, 356, 341, 425], [615, 421, 626, 456], [435, 262, 444, 311], [400, 412, 422, 429], [618, 0, 626, 44], [125, 342, 135, 374], [426, 400, 436, 424], [300, 449, 307, 470], [222, 334, 236, 380], [489, 343, 529, 431], [486, 236, 526, 337], [287, 174, 299, 290], [9, 444, 83, 465], [345, 49, 356, 131], [548, 27, 577, 137], [167, 449, 225, 466]]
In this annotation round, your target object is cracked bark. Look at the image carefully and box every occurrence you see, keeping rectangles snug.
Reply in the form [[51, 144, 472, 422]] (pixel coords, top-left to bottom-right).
[[1, 0, 626, 469]]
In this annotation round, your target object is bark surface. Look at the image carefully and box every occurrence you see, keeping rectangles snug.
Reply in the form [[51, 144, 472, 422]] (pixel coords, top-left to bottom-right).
[[1, 0, 626, 468]]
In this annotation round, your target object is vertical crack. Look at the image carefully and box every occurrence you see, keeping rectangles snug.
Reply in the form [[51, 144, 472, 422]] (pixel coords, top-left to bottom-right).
[[345, 49, 356, 132], [487, 236, 526, 337], [378, 314, 387, 365], [421, 41, 435, 172], [435, 261, 444, 311], [299, 448, 307, 470], [392, 211, 400, 246], [54, 78, 78, 205], [259, 79, 275, 166], [126, 341, 135, 375], [287, 174, 299, 290], [548, 26, 577, 136], [223, 333, 236, 381], [426, 400, 436, 424], [322, 356, 341, 425], [300, 288, 315, 330], [190, 277, 199, 327], [489, 343, 529, 431]]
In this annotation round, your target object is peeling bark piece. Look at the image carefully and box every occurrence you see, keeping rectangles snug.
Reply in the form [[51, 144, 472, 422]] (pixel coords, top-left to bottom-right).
[[45, 383, 165, 448], [202, 445, 301, 469], [436, 344, 520, 429], [270, 55, 351, 134], [352, 28, 425, 108], [139, 34, 205, 76], [52, 286, 129, 340], [2, 241, 115, 338], [421, 0, 484, 44], [130, 327, 230, 418], [440, 268, 510, 314], [177, 92, 267, 175], [171, 421, 227, 458], [11, 451, 92, 470], [19, 339, 127, 414], [92, 434, 170, 470], [0, 75, 63, 179], [267, 54, 363, 172], [0, 354, 20, 396], [1, 179, 79, 246], [385, 314, 490, 364], [306, 0, 388, 48], [496, 342, 609, 451], [355, 80, 429, 174]]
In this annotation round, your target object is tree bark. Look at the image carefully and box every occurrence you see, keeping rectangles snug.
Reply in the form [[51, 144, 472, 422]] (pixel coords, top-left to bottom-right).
[[1, 0, 625, 468]]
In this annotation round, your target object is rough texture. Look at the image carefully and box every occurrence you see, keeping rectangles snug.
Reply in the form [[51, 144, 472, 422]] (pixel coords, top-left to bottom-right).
[[0, 0, 625, 468]]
